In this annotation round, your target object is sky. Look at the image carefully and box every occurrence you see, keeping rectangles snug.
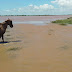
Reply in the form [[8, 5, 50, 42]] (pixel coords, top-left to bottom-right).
[[0, 0, 72, 15]]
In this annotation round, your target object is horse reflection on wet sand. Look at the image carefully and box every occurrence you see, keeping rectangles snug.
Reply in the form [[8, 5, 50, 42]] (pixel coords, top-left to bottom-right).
[[0, 18, 13, 42]]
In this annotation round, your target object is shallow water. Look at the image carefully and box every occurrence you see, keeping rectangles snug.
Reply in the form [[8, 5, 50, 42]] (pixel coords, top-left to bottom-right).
[[14, 21, 48, 25]]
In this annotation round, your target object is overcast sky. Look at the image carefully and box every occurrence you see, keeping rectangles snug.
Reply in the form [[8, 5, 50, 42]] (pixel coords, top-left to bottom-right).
[[0, 0, 72, 15]]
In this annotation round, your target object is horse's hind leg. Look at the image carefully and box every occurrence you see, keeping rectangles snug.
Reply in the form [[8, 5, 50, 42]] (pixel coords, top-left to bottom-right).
[[2, 35, 4, 42]]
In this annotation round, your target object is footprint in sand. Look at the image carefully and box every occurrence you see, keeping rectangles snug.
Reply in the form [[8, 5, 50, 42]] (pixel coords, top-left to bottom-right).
[[48, 29, 54, 35]]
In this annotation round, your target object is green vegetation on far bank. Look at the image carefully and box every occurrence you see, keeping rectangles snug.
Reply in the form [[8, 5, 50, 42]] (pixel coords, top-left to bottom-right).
[[0, 15, 55, 16], [52, 17, 72, 25]]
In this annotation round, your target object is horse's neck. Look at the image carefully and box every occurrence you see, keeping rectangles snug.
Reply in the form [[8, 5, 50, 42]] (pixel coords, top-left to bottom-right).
[[2, 22, 8, 29]]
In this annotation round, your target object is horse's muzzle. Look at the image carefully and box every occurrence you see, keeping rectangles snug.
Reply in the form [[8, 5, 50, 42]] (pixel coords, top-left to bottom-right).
[[10, 25, 13, 28]]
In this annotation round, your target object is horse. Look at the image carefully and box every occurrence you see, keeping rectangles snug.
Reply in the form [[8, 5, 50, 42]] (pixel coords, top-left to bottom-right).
[[0, 19, 13, 42]]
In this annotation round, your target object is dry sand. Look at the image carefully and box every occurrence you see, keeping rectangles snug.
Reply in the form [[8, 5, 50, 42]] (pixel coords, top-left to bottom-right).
[[0, 23, 72, 72]]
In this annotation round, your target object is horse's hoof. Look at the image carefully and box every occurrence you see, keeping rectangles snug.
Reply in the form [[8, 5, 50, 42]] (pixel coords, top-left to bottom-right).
[[3, 41, 4, 43]]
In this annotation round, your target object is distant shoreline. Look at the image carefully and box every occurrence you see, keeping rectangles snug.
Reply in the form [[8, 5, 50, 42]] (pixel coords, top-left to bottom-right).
[[0, 15, 72, 16]]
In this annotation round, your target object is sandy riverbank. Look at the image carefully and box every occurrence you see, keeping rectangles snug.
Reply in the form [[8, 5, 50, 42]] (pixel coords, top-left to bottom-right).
[[0, 23, 72, 72]]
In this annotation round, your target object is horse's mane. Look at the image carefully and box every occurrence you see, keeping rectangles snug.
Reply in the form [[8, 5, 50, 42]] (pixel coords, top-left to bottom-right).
[[0, 19, 11, 25], [0, 22, 6, 25]]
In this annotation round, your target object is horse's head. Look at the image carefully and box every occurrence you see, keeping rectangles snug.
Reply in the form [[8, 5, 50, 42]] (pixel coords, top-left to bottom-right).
[[5, 19, 13, 28]]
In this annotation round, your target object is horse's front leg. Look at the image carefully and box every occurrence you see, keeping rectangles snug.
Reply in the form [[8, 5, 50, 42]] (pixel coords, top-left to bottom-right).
[[2, 34, 4, 42]]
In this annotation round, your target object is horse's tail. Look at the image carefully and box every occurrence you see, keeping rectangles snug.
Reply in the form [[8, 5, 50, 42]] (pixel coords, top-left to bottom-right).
[[0, 36, 1, 38]]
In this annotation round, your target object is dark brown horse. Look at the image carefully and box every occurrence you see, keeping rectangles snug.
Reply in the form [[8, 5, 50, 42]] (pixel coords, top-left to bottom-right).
[[0, 19, 13, 42]]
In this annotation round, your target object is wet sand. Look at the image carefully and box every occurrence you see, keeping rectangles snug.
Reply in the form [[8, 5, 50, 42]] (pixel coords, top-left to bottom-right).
[[0, 23, 72, 72]]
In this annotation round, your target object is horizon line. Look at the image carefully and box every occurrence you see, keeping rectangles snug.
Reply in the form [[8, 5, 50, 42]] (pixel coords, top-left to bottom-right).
[[0, 14, 72, 16]]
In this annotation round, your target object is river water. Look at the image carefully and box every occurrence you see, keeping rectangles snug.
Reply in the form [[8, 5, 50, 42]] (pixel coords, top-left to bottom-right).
[[0, 15, 72, 25]]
